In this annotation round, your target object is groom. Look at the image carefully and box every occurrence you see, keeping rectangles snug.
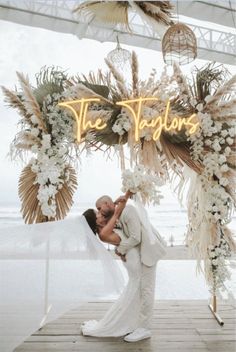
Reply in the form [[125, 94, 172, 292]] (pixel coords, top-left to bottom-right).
[[96, 195, 167, 342]]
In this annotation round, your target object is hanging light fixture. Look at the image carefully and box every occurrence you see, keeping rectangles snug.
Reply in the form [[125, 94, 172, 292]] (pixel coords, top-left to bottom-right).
[[161, 0, 197, 65], [162, 22, 197, 65], [107, 36, 131, 68]]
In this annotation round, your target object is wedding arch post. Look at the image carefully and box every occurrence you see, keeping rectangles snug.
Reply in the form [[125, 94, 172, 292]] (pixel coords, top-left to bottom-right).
[[209, 295, 224, 325]]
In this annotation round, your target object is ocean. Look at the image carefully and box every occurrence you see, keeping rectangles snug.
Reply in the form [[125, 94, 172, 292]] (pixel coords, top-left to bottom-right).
[[0, 202, 193, 245], [0, 202, 235, 300]]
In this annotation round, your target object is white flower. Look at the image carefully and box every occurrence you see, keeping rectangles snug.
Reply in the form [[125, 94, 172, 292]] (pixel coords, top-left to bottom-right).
[[196, 103, 203, 112], [228, 127, 235, 137], [41, 134, 51, 149], [218, 155, 226, 164], [221, 130, 228, 138], [31, 128, 40, 137], [220, 164, 229, 173], [212, 259, 218, 265], [112, 114, 131, 135], [219, 177, 229, 186], [226, 137, 234, 145], [121, 166, 163, 205], [205, 139, 211, 146], [190, 98, 197, 107], [30, 115, 39, 125], [204, 95, 213, 103], [31, 145, 39, 153], [212, 141, 221, 152], [224, 147, 231, 156]]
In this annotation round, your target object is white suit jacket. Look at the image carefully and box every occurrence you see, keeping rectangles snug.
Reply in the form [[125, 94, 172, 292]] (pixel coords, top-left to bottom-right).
[[116, 204, 167, 267]]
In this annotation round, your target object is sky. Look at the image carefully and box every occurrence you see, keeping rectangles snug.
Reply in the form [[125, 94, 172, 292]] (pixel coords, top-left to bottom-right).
[[0, 18, 235, 206]]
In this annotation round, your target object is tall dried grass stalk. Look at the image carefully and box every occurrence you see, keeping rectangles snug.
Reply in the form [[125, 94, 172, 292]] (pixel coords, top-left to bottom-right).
[[105, 58, 129, 98], [131, 51, 139, 97], [16, 72, 46, 131]]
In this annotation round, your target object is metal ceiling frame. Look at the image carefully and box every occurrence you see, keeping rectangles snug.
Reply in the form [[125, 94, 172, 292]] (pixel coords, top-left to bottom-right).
[[0, 0, 235, 65]]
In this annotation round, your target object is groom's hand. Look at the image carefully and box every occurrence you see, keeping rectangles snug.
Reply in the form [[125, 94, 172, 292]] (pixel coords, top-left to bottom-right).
[[115, 248, 126, 262], [120, 254, 126, 262]]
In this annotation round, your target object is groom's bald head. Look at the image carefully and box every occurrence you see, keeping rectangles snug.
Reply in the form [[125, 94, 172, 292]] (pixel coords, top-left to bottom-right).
[[96, 195, 115, 218]]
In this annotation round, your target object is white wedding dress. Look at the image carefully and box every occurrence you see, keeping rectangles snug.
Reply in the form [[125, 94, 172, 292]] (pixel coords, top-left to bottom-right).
[[81, 229, 156, 337]]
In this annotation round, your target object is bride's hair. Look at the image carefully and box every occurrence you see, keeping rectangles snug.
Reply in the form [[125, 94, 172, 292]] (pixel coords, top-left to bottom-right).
[[83, 209, 97, 235]]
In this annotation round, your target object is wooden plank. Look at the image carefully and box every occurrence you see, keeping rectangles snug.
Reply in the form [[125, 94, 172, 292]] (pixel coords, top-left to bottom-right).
[[14, 300, 236, 352]]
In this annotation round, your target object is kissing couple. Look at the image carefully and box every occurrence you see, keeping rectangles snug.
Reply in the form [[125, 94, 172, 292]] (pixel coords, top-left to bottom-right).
[[81, 193, 167, 342]]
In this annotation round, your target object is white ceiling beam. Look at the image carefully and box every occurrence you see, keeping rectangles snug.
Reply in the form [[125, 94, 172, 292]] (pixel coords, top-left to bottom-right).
[[177, 1, 236, 29], [0, 0, 235, 65]]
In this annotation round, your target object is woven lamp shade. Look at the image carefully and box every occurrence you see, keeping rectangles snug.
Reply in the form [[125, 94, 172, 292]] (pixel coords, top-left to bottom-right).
[[162, 23, 197, 65]]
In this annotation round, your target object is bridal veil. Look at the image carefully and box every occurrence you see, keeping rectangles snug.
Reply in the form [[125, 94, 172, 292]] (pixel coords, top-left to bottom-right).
[[0, 215, 125, 352]]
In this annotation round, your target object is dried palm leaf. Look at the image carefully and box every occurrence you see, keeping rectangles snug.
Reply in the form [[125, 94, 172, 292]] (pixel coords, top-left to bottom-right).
[[73, 1, 130, 28], [16, 72, 46, 131], [95, 108, 127, 146], [79, 81, 109, 99], [70, 83, 112, 108], [135, 1, 174, 26], [191, 63, 228, 102], [19, 164, 77, 224], [205, 75, 236, 109], [139, 140, 164, 175], [34, 66, 67, 106], [105, 58, 130, 98], [160, 134, 203, 174]]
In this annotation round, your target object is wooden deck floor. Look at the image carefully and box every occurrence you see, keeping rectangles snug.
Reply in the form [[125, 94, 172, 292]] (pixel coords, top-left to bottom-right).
[[15, 300, 236, 352]]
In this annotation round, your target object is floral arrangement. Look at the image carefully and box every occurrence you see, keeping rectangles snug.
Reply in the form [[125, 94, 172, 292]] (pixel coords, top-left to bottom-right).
[[2, 68, 79, 222], [121, 165, 164, 205], [2, 56, 236, 297], [184, 64, 236, 295]]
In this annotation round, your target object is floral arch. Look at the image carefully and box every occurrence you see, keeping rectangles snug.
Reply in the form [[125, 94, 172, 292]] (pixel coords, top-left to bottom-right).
[[2, 53, 236, 313]]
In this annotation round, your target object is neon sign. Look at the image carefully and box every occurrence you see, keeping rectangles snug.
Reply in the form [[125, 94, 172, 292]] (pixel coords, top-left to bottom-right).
[[58, 97, 199, 143]]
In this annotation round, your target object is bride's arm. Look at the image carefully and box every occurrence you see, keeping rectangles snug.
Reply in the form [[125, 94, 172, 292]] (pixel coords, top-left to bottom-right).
[[98, 229, 121, 246]]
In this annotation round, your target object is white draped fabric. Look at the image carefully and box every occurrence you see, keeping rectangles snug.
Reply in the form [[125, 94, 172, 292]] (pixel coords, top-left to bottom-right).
[[0, 215, 125, 352]]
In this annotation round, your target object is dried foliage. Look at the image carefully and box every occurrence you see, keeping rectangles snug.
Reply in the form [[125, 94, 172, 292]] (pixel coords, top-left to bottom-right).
[[19, 165, 77, 224]]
